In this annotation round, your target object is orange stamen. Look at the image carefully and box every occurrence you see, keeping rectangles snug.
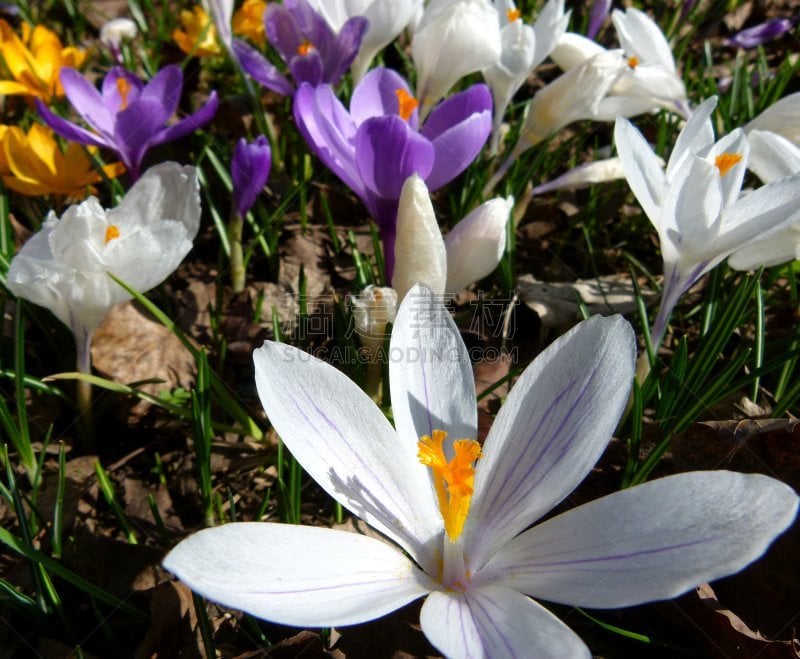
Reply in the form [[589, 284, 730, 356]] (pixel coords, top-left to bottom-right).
[[418, 430, 481, 542], [714, 152, 743, 177], [297, 41, 313, 56], [116, 76, 131, 110], [627, 56, 639, 69], [507, 8, 521, 22], [104, 225, 120, 243], [395, 88, 419, 122]]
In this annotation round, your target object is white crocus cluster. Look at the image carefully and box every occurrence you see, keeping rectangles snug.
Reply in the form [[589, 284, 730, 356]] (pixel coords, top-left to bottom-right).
[[6, 163, 200, 373], [615, 97, 800, 345], [551, 7, 690, 119], [482, 0, 569, 154]]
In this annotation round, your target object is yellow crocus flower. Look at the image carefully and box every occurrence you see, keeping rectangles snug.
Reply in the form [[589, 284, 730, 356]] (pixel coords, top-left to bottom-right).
[[173, 6, 222, 57], [233, 0, 267, 45], [1, 124, 125, 200], [0, 20, 87, 102]]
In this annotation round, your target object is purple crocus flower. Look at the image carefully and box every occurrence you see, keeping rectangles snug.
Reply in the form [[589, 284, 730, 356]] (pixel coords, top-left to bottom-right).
[[586, 0, 611, 40], [232, 135, 271, 218], [234, 0, 367, 96], [726, 17, 796, 49], [293, 67, 492, 277], [36, 65, 218, 181]]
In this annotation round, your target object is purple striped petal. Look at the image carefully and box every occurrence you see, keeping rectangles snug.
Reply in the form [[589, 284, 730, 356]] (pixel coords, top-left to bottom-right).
[[420, 586, 590, 659], [164, 523, 432, 627], [484, 471, 798, 608], [355, 115, 434, 199], [350, 67, 417, 130], [462, 315, 636, 572], [252, 341, 442, 573], [232, 135, 272, 217], [233, 39, 294, 96], [293, 83, 363, 196], [60, 68, 114, 136], [421, 84, 491, 191], [36, 100, 111, 150]]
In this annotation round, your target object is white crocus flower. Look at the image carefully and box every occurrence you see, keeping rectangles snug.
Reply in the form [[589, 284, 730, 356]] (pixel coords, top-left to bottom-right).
[[728, 130, 800, 270], [392, 175, 511, 301], [412, 0, 502, 117], [307, 0, 422, 83], [486, 49, 626, 193], [482, 0, 569, 154], [551, 7, 690, 120], [7, 163, 200, 373], [615, 97, 800, 345], [164, 285, 798, 657]]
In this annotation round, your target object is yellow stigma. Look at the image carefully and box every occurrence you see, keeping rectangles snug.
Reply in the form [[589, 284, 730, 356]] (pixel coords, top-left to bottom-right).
[[714, 152, 743, 177], [418, 429, 481, 542], [506, 8, 521, 22], [627, 56, 639, 68], [116, 76, 131, 110], [297, 40, 313, 56], [395, 88, 419, 122], [104, 225, 120, 243]]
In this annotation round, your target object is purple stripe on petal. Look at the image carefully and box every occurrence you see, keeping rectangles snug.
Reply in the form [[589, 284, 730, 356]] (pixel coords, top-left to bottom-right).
[[355, 116, 435, 199]]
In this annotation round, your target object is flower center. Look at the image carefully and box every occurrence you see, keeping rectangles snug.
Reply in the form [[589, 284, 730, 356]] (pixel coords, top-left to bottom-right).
[[105, 224, 120, 243], [418, 429, 481, 542], [627, 56, 639, 68], [506, 8, 521, 22], [714, 152, 742, 177], [395, 88, 418, 122], [297, 40, 313, 56], [116, 76, 131, 110]]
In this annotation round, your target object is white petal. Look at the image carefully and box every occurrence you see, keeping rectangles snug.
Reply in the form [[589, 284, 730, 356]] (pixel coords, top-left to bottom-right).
[[392, 175, 447, 302], [614, 116, 667, 225], [705, 128, 749, 208], [745, 91, 800, 146], [253, 341, 441, 572], [420, 586, 589, 659], [484, 471, 798, 608], [665, 96, 716, 179], [164, 523, 432, 626], [550, 32, 605, 71], [612, 8, 676, 73], [389, 284, 478, 445], [728, 224, 800, 270], [463, 315, 636, 571], [444, 196, 511, 294], [747, 129, 800, 183]]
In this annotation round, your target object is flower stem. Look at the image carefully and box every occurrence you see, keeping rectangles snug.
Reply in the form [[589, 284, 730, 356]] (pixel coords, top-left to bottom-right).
[[228, 211, 245, 293], [75, 330, 95, 452]]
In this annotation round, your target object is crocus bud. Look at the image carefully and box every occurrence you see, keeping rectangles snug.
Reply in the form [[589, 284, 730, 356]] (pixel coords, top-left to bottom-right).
[[392, 174, 447, 302], [532, 157, 627, 195], [351, 285, 398, 352], [412, 0, 501, 115], [444, 196, 512, 294], [100, 17, 138, 62], [586, 0, 611, 39], [231, 135, 271, 218], [726, 17, 795, 49]]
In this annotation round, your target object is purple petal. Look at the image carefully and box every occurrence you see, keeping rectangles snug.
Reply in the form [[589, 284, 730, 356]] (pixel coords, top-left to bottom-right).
[[289, 50, 324, 87], [232, 135, 272, 217], [113, 97, 170, 172], [100, 67, 143, 114], [36, 99, 111, 150], [320, 15, 367, 85], [726, 17, 796, 49], [139, 65, 184, 120], [60, 68, 114, 137], [355, 115, 435, 200], [265, 2, 305, 61], [421, 84, 491, 191], [586, 0, 612, 40], [233, 39, 294, 96], [350, 67, 417, 129], [153, 91, 219, 146], [293, 83, 362, 195]]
